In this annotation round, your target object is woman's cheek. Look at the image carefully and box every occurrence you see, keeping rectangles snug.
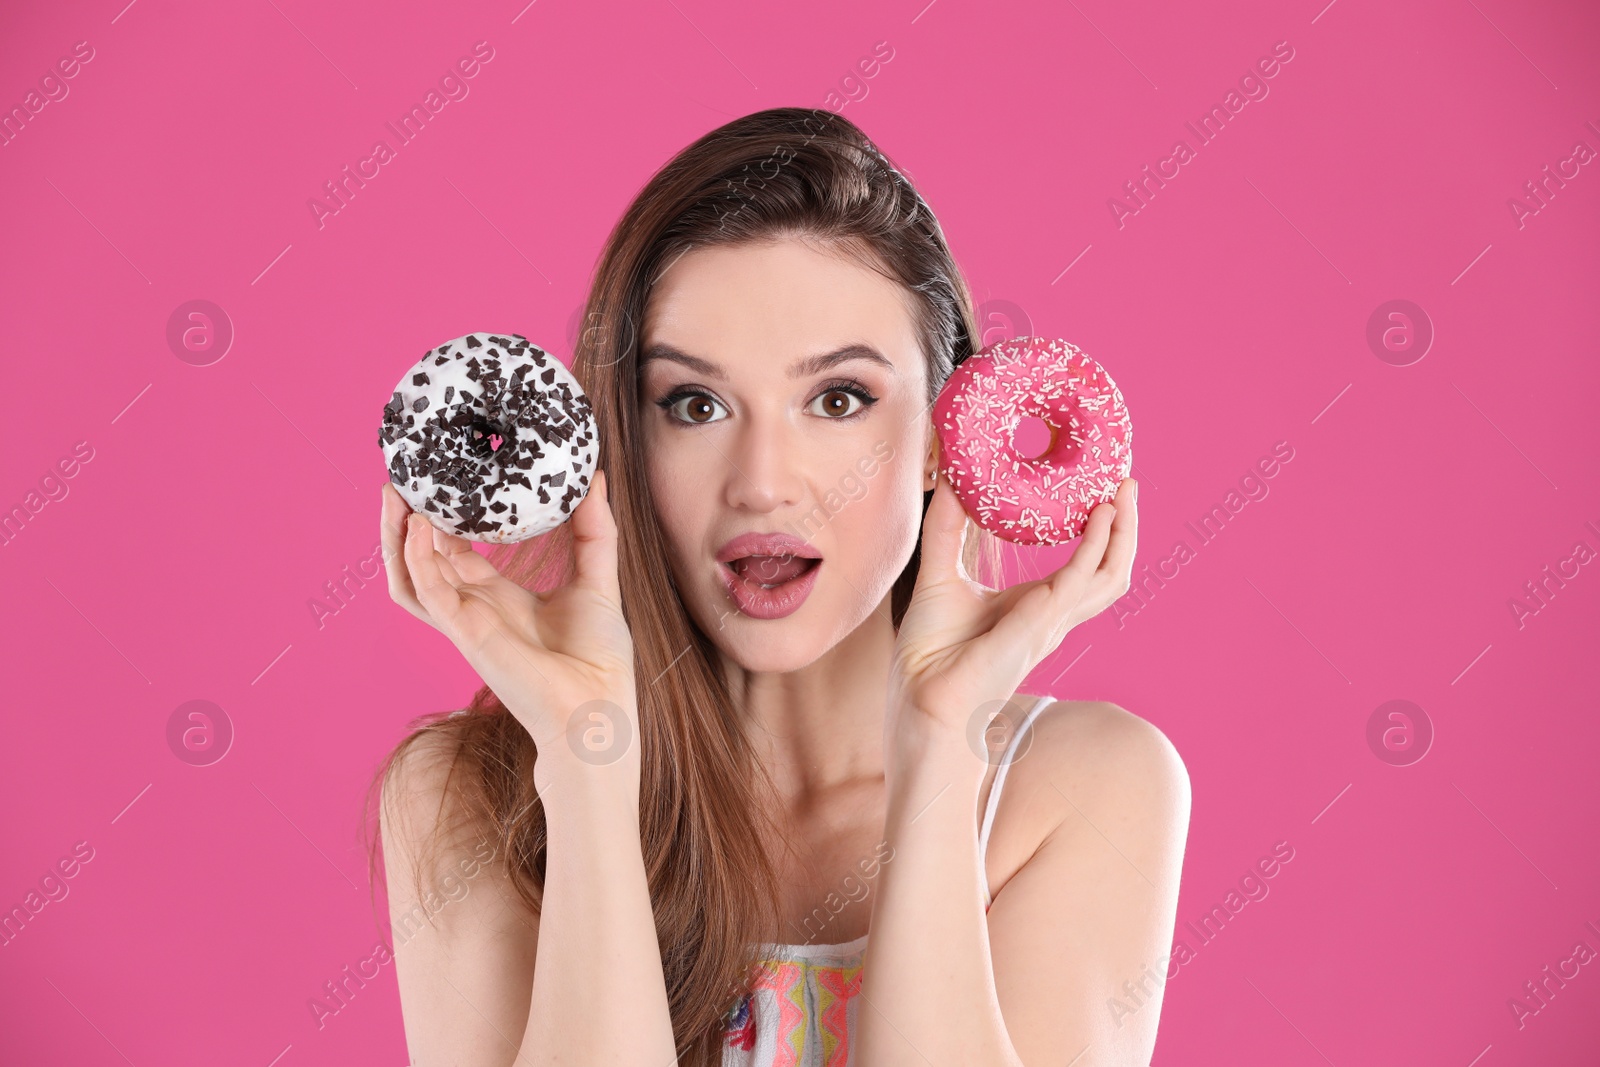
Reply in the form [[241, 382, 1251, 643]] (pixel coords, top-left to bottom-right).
[[830, 456, 921, 585], [643, 442, 705, 576]]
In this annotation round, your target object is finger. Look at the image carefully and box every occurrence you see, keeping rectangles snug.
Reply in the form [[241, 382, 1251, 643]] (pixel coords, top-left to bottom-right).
[[976, 581, 1061, 681], [431, 531, 467, 591], [432, 524, 497, 584], [1095, 478, 1138, 582], [990, 501, 1117, 657], [914, 469, 969, 588], [381, 483, 433, 624], [985, 525, 1107, 668], [1054, 499, 1117, 593], [405, 512, 463, 626], [570, 469, 622, 603]]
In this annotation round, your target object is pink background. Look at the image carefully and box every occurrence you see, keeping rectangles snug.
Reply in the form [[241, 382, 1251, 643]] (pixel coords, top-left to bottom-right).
[[2, 0, 1597, 1063]]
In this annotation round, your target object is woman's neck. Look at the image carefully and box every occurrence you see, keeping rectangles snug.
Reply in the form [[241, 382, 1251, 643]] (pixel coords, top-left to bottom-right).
[[720, 591, 898, 799]]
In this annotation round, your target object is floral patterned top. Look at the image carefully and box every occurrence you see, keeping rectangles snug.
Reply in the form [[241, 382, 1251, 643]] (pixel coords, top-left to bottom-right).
[[720, 693, 1055, 1067]]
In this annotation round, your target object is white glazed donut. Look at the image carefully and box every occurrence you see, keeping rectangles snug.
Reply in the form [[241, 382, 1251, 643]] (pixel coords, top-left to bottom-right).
[[379, 331, 597, 544]]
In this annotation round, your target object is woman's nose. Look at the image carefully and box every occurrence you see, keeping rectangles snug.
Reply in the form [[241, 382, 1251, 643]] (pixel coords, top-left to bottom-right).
[[722, 417, 804, 513]]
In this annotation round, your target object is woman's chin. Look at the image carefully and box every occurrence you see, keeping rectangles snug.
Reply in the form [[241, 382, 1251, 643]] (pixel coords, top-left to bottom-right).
[[710, 620, 830, 675], [699, 586, 891, 677]]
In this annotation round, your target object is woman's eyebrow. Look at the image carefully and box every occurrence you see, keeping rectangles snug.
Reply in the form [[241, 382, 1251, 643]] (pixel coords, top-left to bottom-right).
[[639, 342, 896, 380]]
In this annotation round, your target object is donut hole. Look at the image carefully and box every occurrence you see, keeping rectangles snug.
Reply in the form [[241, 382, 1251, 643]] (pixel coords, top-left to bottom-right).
[[1012, 415, 1056, 461], [468, 417, 513, 459]]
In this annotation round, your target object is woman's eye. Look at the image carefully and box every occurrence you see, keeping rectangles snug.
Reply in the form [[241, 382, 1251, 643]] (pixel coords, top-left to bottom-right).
[[665, 392, 727, 424], [809, 388, 866, 419], [657, 384, 875, 424]]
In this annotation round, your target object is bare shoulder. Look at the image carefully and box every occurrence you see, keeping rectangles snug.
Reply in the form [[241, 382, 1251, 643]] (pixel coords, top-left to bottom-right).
[[1021, 699, 1190, 808], [380, 726, 480, 868], [380, 725, 529, 917], [985, 699, 1190, 895], [380, 724, 542, 1060], [381, 726, 470, 835]]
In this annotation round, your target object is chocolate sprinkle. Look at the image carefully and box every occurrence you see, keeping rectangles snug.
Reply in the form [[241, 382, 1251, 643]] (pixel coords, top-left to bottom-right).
[[378, 331, 599, 544]]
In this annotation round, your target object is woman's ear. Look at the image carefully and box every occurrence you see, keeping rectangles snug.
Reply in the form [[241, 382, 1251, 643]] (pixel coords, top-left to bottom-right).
[[924, 428, 940, 489]]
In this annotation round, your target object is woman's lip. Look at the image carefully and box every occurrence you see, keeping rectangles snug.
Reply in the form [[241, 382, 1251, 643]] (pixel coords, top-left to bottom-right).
[[714, 531, 823, 565], [718, 558, 821, 620]]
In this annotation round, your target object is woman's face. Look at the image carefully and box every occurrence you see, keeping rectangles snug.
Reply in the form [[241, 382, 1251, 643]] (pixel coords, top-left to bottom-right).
[[638, 236, 935, 673]]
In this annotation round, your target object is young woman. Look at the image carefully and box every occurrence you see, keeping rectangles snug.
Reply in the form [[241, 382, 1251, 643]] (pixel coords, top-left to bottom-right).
[[370, 106, 1190, 1067]]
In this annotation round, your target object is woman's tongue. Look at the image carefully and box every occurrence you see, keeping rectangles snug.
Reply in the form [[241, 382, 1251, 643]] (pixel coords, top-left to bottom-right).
[[731, 554, 813, 587]]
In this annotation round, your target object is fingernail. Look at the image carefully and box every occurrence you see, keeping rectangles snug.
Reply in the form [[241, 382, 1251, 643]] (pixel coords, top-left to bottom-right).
[[1133, 480, 1139, 501]]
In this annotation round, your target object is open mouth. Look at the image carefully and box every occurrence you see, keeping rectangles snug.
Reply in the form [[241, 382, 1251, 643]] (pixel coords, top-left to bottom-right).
[[726, 554, 820, 589], [716, 554, 822, 620]]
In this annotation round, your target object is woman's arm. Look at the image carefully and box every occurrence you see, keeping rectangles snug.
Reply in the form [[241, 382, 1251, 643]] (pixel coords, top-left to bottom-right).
[[380, 474, 679, 1065], [520, 742, 678, 1065], [856, 714, 1013, 1065], [984, 703, 1189, 1065], [860, 701, 1188, 1066], [861, 472, 1187, 1064], [382, 730, 541, 1064], [382, 728, 679, 1067]]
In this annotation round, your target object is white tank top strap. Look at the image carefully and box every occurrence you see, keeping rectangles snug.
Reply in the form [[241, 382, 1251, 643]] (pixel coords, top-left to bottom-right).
[[978, 693, 1055, 904]]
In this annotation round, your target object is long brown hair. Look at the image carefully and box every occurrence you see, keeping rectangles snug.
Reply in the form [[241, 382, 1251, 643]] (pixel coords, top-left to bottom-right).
[[366, 105, 1002, 1064]]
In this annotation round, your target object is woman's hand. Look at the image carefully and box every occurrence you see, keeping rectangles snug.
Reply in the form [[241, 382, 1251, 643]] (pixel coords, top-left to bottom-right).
[[380, 472, 637, 777], [886, 470, 1138, 759]]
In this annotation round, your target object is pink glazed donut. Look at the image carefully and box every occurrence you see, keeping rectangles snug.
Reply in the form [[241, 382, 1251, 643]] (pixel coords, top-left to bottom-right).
[[933, 336, 1132, 546]]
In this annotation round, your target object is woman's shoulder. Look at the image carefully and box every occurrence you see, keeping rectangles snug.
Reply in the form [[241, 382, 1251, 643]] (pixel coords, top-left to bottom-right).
[[380, 721, 540, 935], [380, 709, 484, 809], [1020, 698, 1188, 793], [382, 724, 466, 821], [984, 698, 1191, 893], [379, 723, 516, 900], [380, 723, 542, 1055]]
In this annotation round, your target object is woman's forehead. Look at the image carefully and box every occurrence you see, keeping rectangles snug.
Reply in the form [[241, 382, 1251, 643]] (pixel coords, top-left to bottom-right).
[[640, 238, 923, 377]]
